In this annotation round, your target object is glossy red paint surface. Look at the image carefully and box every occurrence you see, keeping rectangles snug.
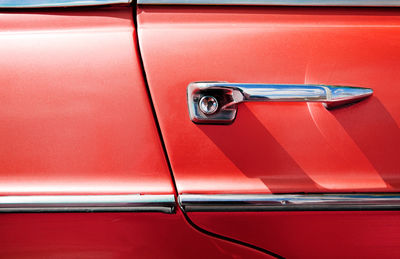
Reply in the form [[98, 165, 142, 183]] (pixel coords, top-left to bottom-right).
[[138, 6, 400, 194], [189, 211, 400, 258], [0, 8, 272, 258], [0, 8, 173, 195], [0, 211, 270, 258]]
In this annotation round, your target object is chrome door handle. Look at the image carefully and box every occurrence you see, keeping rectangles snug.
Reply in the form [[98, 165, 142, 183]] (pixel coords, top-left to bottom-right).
[[187, 82, 373, 124]]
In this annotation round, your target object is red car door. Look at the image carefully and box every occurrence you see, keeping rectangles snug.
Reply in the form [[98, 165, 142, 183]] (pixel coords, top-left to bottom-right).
[[137, 1, 400, 258], [0, 2, 269, 258]]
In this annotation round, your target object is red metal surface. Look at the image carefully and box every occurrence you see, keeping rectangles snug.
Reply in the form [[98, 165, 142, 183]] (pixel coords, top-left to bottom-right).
[[0, 8, 173, 195], [189, 211, 400, 258], [0, 8, 272, 258], [137, 6, 400, 194], [0, 210, 270, 258]]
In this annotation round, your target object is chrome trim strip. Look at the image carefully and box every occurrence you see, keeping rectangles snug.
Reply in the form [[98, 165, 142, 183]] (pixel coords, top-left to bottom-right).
[[138, 0, 400, 6], [0, 0, 132, 8], [0, 194, 175, 213], [180, 194, 400, 212]]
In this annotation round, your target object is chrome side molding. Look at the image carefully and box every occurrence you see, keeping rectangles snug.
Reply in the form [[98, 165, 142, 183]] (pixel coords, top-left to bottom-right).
[[0, 194, 175, 213], [0, 0, 131, 8], [138, 0, 400, 6], [179, 194, 400, 212], [4, 193, 400, 213], [188, 82, 372, 124]]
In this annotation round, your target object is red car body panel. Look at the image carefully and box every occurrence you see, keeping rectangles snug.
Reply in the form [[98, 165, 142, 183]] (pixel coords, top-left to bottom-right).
[[137, 5, 400, 257], [138, 6, 400, 194], [189, 210, 400, 258], [0, 7, 174, 195], [0, 7, 274, 258], [2, 3, 400, 258], [0, 210, 270, 258]]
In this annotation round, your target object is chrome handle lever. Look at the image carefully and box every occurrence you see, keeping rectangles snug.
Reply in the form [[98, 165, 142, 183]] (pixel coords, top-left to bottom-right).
[[187, 82, 373, 124]]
